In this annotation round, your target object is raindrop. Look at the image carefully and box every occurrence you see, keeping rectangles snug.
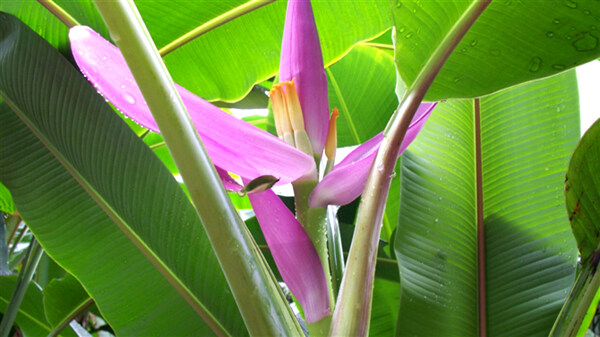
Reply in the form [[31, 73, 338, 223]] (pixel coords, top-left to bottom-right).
[[470, 39, 478, 47], [453, 76, 463, 83], [377, 164, 384, 172], [552, 64, 566, 70], [123, 93, 136, 104], [102, 56, 107, 61], [528, 56, 542, 72], [120, 84, 126, 89], [584, 10, 591, 15], [390, 171, 397, 178], [573, 32, 599, 51], [396, 0, 402, 8], [489, 49, 501, 56], [553, 18, 561, 24], [398, 26, 406, 33], [563, 0, 578, 9], [405, 32, 414, 39], [434, 218, 439, 223], [546, 31, 555, 38]]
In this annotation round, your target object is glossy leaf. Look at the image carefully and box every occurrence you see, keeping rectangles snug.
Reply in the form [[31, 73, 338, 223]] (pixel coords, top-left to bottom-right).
[[0, 14, 246, 336], [43, 0, 392, 102], [395, 71, 579, 336], [566, 118, 600, 262], [393, 1, 600, 100], [327, 44, 398, 147], [0, 276, 51, 337]]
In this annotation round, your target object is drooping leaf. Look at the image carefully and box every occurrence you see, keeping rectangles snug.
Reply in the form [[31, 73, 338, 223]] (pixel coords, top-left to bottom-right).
[[395, 71, 579, 336], [393, 1, 600, 100], [0, 13, 247, 336], [0, 276, 51, 337]]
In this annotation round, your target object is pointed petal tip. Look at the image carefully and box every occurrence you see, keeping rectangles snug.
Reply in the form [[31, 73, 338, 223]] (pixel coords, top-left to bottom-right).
[[310, 103, 436, 207], [247, 188, 330, 322]]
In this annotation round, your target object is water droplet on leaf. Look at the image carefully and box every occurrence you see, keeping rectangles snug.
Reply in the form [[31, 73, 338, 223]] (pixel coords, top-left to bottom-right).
[[528, 56, 542, 72], [546, 31, 555, 38], [573, 32, 599, 51], [552, 64, 566, 70], [470, 39, 478, 47], [564, 0, 578, 9]]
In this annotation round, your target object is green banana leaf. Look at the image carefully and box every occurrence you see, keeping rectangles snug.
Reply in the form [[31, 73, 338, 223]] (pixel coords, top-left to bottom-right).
[[2, 0, 393, 102], [328, 44, 397, 148], [43, 273, 92, 337], [394, 71, 579, 336], [0, 13, 247, 336], [0, 276, 51, 337], [552, 117, 600, 337], [393, 0, 600, 101], [0, 182, 14, 215]]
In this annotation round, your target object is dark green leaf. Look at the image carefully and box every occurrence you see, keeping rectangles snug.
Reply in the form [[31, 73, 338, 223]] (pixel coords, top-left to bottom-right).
[[0, 13, 246, 336], [0, 276, 51, 337], [395, 71, 579, 336]]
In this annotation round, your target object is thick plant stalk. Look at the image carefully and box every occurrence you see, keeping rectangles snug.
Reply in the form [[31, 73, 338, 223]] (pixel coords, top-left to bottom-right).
[[549, 255, 600, 337], [0, 239, 43, 337], [329, 1, 492, 336], [92, 2, 303, 336]]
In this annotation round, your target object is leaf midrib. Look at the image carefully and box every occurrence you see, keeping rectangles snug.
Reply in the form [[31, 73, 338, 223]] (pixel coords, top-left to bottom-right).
[[0, 96, 233, 337]]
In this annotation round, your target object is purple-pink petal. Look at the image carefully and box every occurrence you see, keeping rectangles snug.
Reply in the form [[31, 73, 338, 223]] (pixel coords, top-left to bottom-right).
[[309, 103, 436, 208], [247, 188, 331, 323], [69, 26, 315, 185], [279, 0, 329, 156]]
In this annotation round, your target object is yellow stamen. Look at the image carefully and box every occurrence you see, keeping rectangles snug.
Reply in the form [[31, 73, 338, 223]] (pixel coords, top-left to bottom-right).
[[270, 83, 295, 146], [325, 108, 339, 159], [283, 80, 306, 132]]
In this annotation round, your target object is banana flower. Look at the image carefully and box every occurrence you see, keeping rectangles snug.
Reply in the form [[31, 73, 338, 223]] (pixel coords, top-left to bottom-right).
[[68, 0, 434, 325]]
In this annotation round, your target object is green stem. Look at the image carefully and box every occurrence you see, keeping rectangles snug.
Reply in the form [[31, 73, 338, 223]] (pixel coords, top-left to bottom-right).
[[0, 213, 9, 275], [158, 0, 275, 56], [92, 2, 302, 336], [329, 2, 492, 336], [549, 253, 600, 337], [0, 238, 43, 337], [37, 0, 80, 27], [293, 180, 335, 309], [326, 206, 344, 297]]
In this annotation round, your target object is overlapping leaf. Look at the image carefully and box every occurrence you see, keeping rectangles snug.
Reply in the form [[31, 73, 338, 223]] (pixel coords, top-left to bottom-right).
[[393, 0, 600, 100], [0, 13, 246, 336], [395, 71, 579, 336]]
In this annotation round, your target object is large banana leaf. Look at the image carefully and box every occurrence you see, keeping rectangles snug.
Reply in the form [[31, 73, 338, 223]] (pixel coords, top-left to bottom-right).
[[394, 71, 579, 336], [0, 276, 51, 337], [393, 0, 600, 100], [2, 0, 393, 102], [0, 13, 247, 336]]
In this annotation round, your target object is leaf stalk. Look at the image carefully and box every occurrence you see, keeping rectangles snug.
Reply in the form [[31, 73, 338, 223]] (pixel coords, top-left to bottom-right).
[[329, 1, 492, 336], [92, 1, 302, 336]]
